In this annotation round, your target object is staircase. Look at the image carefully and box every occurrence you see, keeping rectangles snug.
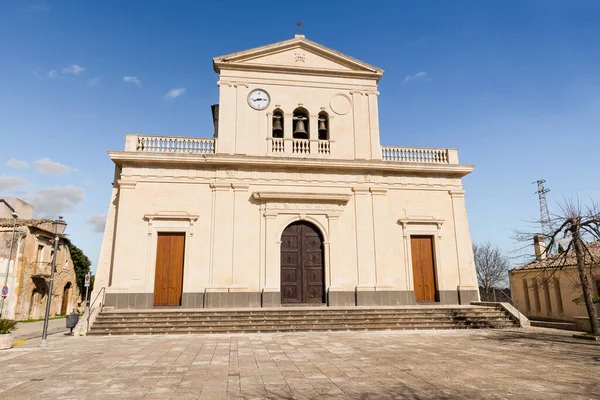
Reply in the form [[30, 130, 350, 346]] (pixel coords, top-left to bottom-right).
[[88, 305, 519, 335]]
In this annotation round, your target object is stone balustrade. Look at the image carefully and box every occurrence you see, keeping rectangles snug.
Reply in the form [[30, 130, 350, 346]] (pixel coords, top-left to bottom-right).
[[124, 134, 458, 164], [127, 134, 215, 154], [381, 146, 458, 164]]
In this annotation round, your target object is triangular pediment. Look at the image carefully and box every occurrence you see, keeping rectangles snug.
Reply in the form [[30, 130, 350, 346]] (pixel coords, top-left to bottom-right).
[[213, 36, 384, 80]]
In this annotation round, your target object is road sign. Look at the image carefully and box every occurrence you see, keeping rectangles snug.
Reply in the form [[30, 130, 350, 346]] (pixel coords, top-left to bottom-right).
[[1, 286, 8, 297], [84, 273, 91, 287]]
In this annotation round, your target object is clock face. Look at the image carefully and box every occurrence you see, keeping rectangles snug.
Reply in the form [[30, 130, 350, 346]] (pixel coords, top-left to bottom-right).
[[247, 89, 270, 110]]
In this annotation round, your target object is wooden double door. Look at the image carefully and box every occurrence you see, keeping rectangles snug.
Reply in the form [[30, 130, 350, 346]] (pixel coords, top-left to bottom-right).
[[411, 236, 438, 302], [153, 232, 185, 306], [280, 221, 325, 304]]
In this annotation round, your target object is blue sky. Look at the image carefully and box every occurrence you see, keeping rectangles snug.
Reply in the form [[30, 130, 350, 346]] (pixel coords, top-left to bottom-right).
[[1, 1, 599, 271]]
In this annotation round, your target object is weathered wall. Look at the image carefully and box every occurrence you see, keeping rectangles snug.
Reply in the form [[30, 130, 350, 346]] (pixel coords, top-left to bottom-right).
[[509, 267, 600, 322], [0, 224, 81, 320]]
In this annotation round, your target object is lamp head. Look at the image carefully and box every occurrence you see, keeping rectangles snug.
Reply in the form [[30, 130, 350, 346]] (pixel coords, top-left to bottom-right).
[[10, 212, 18, 219], [52, 216, 67, 236]]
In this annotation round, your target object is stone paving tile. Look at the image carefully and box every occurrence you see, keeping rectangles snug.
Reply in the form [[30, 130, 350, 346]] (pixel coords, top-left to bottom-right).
[[0, 328, 599, 399]]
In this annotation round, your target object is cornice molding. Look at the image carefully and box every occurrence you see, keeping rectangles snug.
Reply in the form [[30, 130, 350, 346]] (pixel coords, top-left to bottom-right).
[[109, 152, 475, 178], [252, 191, 351, 203]]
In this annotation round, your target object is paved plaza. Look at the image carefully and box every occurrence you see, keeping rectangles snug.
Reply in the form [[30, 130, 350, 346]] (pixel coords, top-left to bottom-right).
[[0, 328, 598, 399]]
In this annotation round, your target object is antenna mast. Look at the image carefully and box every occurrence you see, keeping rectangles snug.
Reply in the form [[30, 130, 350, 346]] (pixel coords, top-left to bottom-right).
[[533, 179, 554, 252]]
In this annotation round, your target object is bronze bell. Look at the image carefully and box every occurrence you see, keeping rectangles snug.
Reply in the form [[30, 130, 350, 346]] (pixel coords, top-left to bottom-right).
[[272, 115, 283, 132], [294, 117, 307, 135], [318, 118, 327, 132]]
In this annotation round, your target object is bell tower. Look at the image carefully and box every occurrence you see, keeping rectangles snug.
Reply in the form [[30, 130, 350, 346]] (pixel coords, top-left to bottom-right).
[[212, 35, 384, 160]]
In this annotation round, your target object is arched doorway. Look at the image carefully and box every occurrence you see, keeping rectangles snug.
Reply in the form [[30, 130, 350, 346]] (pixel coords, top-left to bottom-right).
[[280, 221, 325, 304], [61, 282, 72, 314]]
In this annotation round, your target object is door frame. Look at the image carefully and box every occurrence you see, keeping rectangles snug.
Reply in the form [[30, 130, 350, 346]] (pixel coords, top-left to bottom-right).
[[279, 219, 326, 304], [145, 216, 196, 301], [409, 235, 439, 302], [153, 232, 186, 306], [403, 225, 444, 301]]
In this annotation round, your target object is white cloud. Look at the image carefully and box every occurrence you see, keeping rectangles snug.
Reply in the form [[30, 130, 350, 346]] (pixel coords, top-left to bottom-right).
[[0, 177, 29, 192], [165, 88, 186, 100], [402, 71, 429, 84], [62, 64, 85, 75], [5, 159, 29, 170], [86, 213, 106, 233], [123, 76, 141, 87], [87, 76, 101, 86], [28, 186, 84, 218], [26, 3, 50, 12], [48, 70, 58, 78], [33, 158, 70, 174]]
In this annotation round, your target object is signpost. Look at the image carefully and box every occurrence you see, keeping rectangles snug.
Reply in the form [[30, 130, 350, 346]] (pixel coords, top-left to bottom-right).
[[83, 273, 91, 314]]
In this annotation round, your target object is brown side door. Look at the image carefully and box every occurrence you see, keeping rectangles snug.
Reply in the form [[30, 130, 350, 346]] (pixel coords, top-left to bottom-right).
[[280, 221, 325, 304], [411, 236, 437, 302], [154, 232, 185, 306]]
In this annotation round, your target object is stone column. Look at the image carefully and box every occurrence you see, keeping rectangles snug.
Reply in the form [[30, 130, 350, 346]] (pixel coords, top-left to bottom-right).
[[366, 92, 382, 160], [284, 113, 293, 154], [206, 182, 234, 306], [326, 214, 353, 305], [351, 91, 371, 159], [353, 187, 376, 305], [230, 184, 257, 306], [309, 114, 319, 154], [449, 190, 480, 304], [215, 82, 237, 155], [262, 210, 280, 307]]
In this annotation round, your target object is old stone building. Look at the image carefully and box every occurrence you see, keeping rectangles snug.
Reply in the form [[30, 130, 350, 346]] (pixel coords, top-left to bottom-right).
[[0, 198, 81, 320], [92, 34, 480, 310], [510, 238, 600, 328]]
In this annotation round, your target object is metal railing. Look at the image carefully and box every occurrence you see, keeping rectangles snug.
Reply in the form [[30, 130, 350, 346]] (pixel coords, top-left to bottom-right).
[[492, 287, 523, 326], [85, 286, 106, 334]]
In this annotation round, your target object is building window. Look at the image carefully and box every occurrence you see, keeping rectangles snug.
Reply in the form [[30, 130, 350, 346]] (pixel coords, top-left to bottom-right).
[[292, 108, 309, 139], [272, 109, 284, 139], [318, 111, 329, 141], [36, 245, 44, 264]]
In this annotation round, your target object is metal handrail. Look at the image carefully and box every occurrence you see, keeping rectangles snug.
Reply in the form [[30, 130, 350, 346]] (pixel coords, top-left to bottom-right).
[[86, 286, 106, 333], [492, 288, 522, 325]]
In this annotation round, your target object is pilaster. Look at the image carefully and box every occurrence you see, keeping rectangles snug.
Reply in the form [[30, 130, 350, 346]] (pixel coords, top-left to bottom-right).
[[231, 184, 250, 290], [449, 190, 480, 304], [209, 182, 234, 288], [352, 187, 376, 297]]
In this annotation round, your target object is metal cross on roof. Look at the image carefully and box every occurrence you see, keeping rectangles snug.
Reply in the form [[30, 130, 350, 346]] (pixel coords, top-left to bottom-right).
[[295, 20, 304, 35]]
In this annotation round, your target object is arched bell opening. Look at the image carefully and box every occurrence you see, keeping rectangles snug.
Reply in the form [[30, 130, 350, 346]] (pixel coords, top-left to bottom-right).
[[318, 111, 329, 141], [292, 107, 309, 139], [272, 109, 284, 139], [280, 220, 325, 304]]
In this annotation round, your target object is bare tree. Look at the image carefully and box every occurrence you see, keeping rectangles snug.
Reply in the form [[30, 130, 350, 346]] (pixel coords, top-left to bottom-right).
[[515, 198, 600, 335], [473, 242, 510, 300]]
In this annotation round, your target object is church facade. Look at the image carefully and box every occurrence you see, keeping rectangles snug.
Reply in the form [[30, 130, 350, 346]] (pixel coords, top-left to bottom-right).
[[92, 35, 479, 310]]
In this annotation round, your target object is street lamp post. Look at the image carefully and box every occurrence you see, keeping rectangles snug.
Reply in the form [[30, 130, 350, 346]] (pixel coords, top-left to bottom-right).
[[0, 212, 18, 318], [39, 216, 67, 348]]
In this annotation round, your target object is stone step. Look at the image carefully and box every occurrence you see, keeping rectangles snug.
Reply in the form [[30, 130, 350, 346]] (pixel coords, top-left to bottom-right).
[[97, 308, 505, 318], [93, 315, 514, 326], [90, 306, 519, 335], [95, 311, 509, 322], [92, 318, 514, 330], [89, 322, 517, 335]]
